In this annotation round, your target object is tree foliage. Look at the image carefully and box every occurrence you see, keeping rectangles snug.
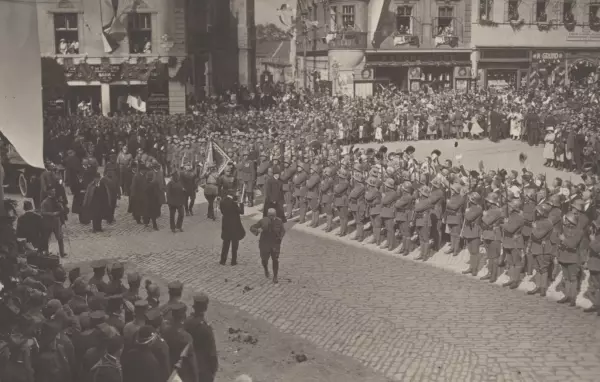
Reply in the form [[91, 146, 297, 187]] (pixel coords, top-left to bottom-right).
[[256, 23, 289, 42]]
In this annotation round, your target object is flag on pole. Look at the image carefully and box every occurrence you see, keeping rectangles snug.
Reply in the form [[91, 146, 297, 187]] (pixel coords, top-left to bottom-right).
[[202, 139, 232, 176], [0, 0, 45, 169], [101, 0, 127, 53]]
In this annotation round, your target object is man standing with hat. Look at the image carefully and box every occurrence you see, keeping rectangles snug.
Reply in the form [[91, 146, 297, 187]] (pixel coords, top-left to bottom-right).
[[250, 208, 286, 283], [557, 212, 587, 306], [263, 164, 286, 222], [293, 162, 309, 224], [89, 260, 108, 293], [219, 189, 245, 266], [185, 292, 219, 382], [395, 181, 414, 255], [444, 183, 465, 257], [162, 302, 199, 382], [380, 178, 398, 250], [501, 198, 526, 289], [306, 164, 322, 227], [478, 193, 505, 282], [349, 171, 366, 242], [239, 151, 257, 207]]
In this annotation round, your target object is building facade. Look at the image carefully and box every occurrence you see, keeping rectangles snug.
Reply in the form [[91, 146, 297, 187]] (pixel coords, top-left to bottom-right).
[[298, 0, 474, 96], [39, 0, 255, 116], [472, 0, 600, 88]]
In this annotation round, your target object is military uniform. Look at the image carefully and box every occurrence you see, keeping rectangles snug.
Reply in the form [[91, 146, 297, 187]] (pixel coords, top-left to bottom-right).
[[413, 186, 433, 261], [395, 182, 414, 256], [256, 154, 271, 199], [238, 152, 256, 206], [528, 204, 555, 297], [306, 165, 322, 227], [162, 302, 199, 382], [88, 260, 108, 294], [281, 159, 296, 219], [501, 200, 526, 288], [522, 190, 537, 276], [480, 195, 505, 282], [349, 173, 366, 241], [184, 293, 218, 382], [380, 178, 398, 250], [557, 213, 587, 306], [333, 170, 350, 236], [320, 168, 335, 232], [586, 234, 600, 313], [428, 179, 446, 250], [293, 163, 309, 223], [461, 193, 483, 276], [365, 177, 383, 245], [444, 184, 465, 257]]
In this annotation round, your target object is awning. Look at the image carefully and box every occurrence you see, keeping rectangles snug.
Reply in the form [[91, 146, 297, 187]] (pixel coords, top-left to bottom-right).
[[365, 61, 470, 67]]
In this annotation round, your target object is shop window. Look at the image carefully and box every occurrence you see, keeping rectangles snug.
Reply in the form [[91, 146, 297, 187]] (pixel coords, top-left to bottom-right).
[[563, 0, 575, 23], [479, 0, 493, 21], [437, 6, 454, 35], [54, 13, 79, 55], [341, 5, 355, 29], [507, 0, 520, 21], [128, 13, 152, 54], [536, 0, 548, 22], [329, 6, 337, 32], [396, 6, 413, 34], [590, 4, 600, 25]]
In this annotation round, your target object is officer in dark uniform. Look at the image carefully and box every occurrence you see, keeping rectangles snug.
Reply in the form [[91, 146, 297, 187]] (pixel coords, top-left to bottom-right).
[[380, 178, 398, 250], [68, 277, 90, 315], [238, 151, 256, 206], [428, 178, 446, 251], [293, 162, 309, 223], [413, 186, 433, 261], [306, 164, 321, 227], [333, 168, 350, 236], [501, 198, 526, 289], [185, 293, 219, 382], [461, 192, 484, 275], [160, 280, 184, 323], [395, 181, 414, 256], [162, 302, 199, 382], [522, 188, 537, 277], [123, 272, 143, 322], [479, 193, 505, 282], [88, 260, 108, 294], [105, 262, 127, 296], [349, 172, 366, 242], [256, 153, 271, 201], [557, 212, 587, 306], [528, 203, 554, 297], [445, 183, 465, 257], [145, 308, 172, 381]]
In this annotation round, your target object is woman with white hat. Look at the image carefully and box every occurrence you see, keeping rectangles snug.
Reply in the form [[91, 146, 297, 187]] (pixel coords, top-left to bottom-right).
[[543, 126, 556, 167]]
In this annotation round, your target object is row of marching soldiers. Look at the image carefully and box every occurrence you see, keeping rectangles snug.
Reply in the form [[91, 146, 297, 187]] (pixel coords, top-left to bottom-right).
[[232, 142, 600, 313], [5, 259, 218, 382]]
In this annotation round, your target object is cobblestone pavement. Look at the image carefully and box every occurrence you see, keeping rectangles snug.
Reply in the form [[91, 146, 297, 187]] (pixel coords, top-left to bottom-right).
[[18, 140, 599, 381]]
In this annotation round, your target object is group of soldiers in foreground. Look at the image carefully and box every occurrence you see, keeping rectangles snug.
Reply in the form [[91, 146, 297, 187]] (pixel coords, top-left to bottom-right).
[[210, 136, 600, 313]]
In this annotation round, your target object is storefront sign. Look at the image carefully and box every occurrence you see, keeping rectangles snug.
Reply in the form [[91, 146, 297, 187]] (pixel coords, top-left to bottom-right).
[[62, 61, 165, 83], [532, 52, 565, 62], [567, 32, 600, 42], [146, 94, 169, 114], [366, 52, 470, 64]]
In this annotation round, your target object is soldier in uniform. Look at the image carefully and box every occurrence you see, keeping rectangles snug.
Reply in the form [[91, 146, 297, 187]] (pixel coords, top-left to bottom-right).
[[428, 178, 446, 251], [413, 186, 433, 261], [159, 280, 184, 323], [349, 171, 366, 242], [88, 260, 108, 294], [320, 167, 336, 232], [181, 165, 199, 216], [334, 169, 350, 236], [123, 272, 143, 322], [219, 166, 238, 200], [461, 192, 484, 275], [239, 151, 256, 207], [106, 262, 127, 296], [557, 212, 587, 306], [106, 295, 125, 334], [478, 193, 505, 282], [527, 203, 554, 297], [203, 164, 219, 219], [522, 188, 537, 277], [293, 162, 309, 223], [365, 176, 383, 245], [68, 277, 90, 315], [306, 164, 322, 227], [380, 178, 398, 250], [501, 198, 526, 289], [161, 302, 199, 382], [395, 181, 414, 256], [256, 153, 271, 201], [444, 183, 465, 257], [281, 157, 296, 219], [185, 293, 219, 382]]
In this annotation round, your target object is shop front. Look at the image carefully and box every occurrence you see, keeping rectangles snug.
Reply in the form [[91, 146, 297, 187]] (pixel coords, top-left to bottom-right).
[[365, 52, 471, 93], [44, 57, 172, 115], [566, 51, 600, 86], [477, 49, 530, 89]]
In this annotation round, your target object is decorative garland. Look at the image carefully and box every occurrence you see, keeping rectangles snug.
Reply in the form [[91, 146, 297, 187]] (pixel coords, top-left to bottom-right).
[[537, 20, 554, 32], [564, 12, 576, 31], [509, 18, 525, 31], [479, 19, 499, 27]]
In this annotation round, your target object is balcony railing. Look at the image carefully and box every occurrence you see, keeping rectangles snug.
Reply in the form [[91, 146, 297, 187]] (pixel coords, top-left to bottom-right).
[[327, 30, 368, 50], [432, 17, 462, 48]]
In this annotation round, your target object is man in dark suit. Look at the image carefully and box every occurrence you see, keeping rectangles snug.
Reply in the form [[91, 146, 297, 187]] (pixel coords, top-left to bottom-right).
[[219, 190, 245, 266], [263, 166, 286, 222], [488, 107, 503, 142], [16, 200, 43, 249], [83, 172, 113, 233]]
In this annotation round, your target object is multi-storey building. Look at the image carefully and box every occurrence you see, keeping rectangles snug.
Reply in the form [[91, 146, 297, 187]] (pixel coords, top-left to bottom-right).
[[472, 0, 600, 88], [298, 0, 474, 96], [38, 0, 255, 116]]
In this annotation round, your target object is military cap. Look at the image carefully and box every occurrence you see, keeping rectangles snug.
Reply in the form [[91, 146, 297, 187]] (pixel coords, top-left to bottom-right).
[[572, 199, 586, 212], [536, 203, 552, 217], [171, 302, 187, 317], [107, 295, 123, 306], [546, 194, 562, 208], [564, 211, 578, 226], [193, 292, 209, 305], [384, 178, 395, 189], [485, 193, 500, 206], [53, 267, 67, 282], [468, 192, 482, 204], [419, 185, 431, 197], [353, 172, 364, 183], [509, 198, 523, 210], [145, 307, 163, 322], [111, 262, 124, 271], [73, 277, 88, 293], [43, 299, 63, 318], [167, 281, 183, 291], [405, 146, 415, 154], [68, 267, 81, 282], [127, 272, 141, 284], [134, 300, 149, 310], [91, 260, 107, 270], [366, 177, 378, 188]]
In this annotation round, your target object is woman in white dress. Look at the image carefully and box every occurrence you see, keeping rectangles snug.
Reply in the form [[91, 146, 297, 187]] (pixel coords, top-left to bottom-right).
[[542, 127, 556, 167], [508, 109, 523, 140], [470, 114, 484, 138], [374, 125, 383, 143]]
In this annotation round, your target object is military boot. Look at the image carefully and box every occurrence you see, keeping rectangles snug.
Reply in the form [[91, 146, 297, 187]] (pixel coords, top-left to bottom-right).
[[324, 215, 334, 232]]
